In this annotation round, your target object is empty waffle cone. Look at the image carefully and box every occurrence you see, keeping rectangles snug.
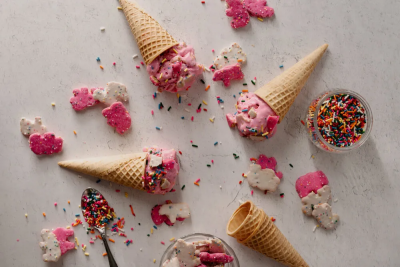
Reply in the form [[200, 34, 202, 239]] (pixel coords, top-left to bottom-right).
[[255, 44, 328, 123], [119, 0, 179, 65], [227, 201, 309, 267], [58, 153, 147, 191]]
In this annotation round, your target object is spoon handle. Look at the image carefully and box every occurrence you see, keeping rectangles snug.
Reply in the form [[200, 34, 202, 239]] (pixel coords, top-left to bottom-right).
[[101, 232, 118, 267]]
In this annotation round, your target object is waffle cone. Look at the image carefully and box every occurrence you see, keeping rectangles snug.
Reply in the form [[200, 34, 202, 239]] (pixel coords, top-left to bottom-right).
[[58, 153, 147, 191], [119, 0, 179, 65], [255, 44, 328, 123], [227, 201, 309, 267]]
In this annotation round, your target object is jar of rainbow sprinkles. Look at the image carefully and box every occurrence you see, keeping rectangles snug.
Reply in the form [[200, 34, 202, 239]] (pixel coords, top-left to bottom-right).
[[305, 89, 373, 153]]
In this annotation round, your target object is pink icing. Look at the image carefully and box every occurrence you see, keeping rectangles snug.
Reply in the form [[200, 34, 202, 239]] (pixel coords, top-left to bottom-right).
[[52, 228, 75, 255], [226, 0, 250, 29], [199, 252, 234, 264], [295, 171, 329, 198], [244, 0, 274, 18], [102, 102, 131, 135], [70, 88, 99, 111], [143, 147, 179, 194], [151, 201, 186, 226], [256, 154, 283, 179], [212, 64, 244, 87], [147, 43, 203, 93], [29, 133, 63, 155], [226, 92, 279, 139]]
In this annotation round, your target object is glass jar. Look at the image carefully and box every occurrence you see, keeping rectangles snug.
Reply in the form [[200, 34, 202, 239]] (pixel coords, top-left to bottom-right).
[[305, 89, 373, 153], [159, 233, 240, 267]]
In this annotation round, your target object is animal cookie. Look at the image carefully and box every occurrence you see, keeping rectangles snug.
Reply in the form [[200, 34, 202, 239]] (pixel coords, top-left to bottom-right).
[[295, 170, 329, 198], [226, 0, 250, 29], [29, 132, 63, 155], [301, 185, 332, 216], [312, 203, 339, 230], [102, 102, 131, 135], [244, 0, 274, 18], [256, 154, 283, 179], [70, 87, 98, 111], [20, 117, 47, 136], [39, 228, 75, 262], [245, 163, 280, 192], [93, 82, 129, 106], [151, 201, 189, 226], [199, 252, 234, 264], [212, 64, 244, 87], [213, 43, 247, 70]]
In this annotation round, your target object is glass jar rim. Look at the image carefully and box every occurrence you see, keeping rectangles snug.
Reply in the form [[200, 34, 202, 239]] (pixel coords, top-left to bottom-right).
[[312, 89, 373, 152]]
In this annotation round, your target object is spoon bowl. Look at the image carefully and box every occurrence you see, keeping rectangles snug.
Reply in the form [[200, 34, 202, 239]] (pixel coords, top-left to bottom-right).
[[81, 188, 118, 267]]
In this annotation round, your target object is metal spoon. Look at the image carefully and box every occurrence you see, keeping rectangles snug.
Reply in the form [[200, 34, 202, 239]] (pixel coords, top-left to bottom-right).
[[81, 188, 118, 267]]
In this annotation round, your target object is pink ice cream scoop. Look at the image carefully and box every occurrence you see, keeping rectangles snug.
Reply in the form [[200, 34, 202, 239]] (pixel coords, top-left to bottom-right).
[[295, 171, 329, 198], [226, 92, 279, 140], [199, 252, 234, 264], [143, 147, 180, 194], [146, 43, 203, 93]]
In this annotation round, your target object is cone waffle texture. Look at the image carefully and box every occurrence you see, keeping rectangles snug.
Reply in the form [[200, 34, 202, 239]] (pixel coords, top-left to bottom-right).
[[119, 0, 179, 65], [255, 44, 328, 123], [227, 201, 309, 267], [58, 153, 147, 191]]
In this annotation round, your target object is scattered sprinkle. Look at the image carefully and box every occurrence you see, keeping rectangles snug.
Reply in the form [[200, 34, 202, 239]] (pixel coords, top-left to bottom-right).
[[168, 106, 172, 111], [251, 190, 254, 195], [129, 205, 136, 216], [132, 54, 138, 59], [103, 252, 108, 256], [207, 164, 211, 167], [100, 65, 104, 70], [113, 62, 116, 66], [279, 65, 284, 68], [192, 144, 198, 148], [280, 193, 285, 198], [43, 212, 46, 217], [140, 61, 144, 65], [117, 6, 123, 10], [155, 126, 162, 130], [73, 130, 77, 135], [153, 225, 158, 230], [100, 27, 105, 31], [151, 228, 154, 234], [251, 80, 256, 85], [181, 185, 186, 190], [271, 217, 276, 222], [301, 120, 305, 125], [109, 238, 115, 243], [214, 141, 218, 146], [136, 65, 140, 69], [194, 182, 200, 186], [179, 151, 182, 155], [54, 202, 57, 206], [51, 102, 56, 106], [205, 85, 210, 91], [25, 213, 28, 217], [170, 237, 175, 242], [200, 79, 205, 84], [202, 100, 208, 105], [96, 179, 101, 183], [191, 116, 194, 121], [181, 116, 185, 120], [63, 208, 66, 212], [96, 57, 100, 62], [239, 181, 242, 185], [161, 241, 165, 245], [289, 164, 293, 168], [151, 110, 154, 115], [313, 225, 318, 232], [153, 259, 156, 263]]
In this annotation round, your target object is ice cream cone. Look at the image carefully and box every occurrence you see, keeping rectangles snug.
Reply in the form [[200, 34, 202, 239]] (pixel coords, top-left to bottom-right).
[[119, 0, 179, 65], [58, 153, 147, 191], [255, 44, 328, 123], [227, 201, 309, 267]]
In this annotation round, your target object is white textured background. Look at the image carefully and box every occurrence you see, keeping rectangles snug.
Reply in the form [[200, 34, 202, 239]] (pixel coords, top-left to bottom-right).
[[1, 0, 399, 266]]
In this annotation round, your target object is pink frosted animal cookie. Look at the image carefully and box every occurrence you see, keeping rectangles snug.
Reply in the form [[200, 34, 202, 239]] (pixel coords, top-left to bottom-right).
[[256, 154, 283, 179], [244, 0, 274, 18], [295, 171, 329, 198], [29, 132, 63, 155], [70, 87, 99, 111], [212, 64, 244, 87], [102, 102, 131, 135], [226, 0, 250, 29], [39, 228, 75, 262]]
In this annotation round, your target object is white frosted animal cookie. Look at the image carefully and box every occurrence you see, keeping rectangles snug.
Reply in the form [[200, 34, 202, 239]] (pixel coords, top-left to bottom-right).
[[20, 117, 47, 136], [174, 239, 201, 267], [245, 163, 280, 192], [301, 185, 332, 216], [159, 203, 191, 223], [39, 229, 61, 262], [312, 203, 339, 230], [93, 81, 128, 105], [213, 43, 247, 70]]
